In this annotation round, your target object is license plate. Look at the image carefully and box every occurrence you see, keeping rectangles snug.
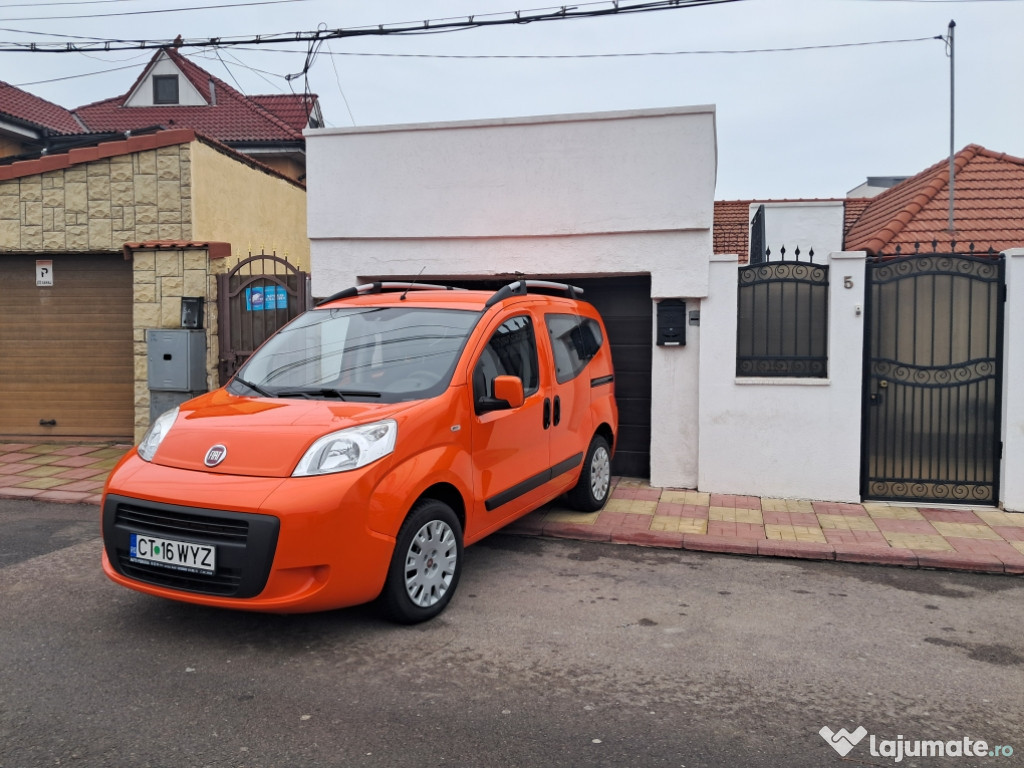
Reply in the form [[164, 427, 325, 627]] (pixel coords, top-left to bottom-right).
[[130, 533, 216, 574]]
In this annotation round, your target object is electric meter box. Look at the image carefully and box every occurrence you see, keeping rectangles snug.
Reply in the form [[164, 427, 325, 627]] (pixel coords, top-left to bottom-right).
[[147, 329, 208, 392]]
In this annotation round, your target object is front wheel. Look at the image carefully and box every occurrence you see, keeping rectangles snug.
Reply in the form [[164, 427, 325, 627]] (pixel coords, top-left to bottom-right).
[[567, 434, 612, 512], [381, 499, 463, 624]]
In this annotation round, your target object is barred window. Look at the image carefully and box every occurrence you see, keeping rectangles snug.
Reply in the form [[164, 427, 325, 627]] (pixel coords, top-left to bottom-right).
[[736, 261, 829, 378]]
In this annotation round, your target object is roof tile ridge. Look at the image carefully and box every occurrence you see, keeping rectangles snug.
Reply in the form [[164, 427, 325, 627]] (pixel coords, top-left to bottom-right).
[[861, 173, 949, 253], [972, 144, 1024, 167], [72, 95, 122, 113], [165, 47, 224, 103], [167, 48, 302, 137], [853, 145, 978, 252]]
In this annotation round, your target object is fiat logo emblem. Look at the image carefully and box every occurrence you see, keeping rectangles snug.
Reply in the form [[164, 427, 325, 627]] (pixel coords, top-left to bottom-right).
[[204, 445, 228, 467]]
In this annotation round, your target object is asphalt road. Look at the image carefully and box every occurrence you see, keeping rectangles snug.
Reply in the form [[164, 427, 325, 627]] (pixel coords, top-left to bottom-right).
[[1, 498, 1021, 768]]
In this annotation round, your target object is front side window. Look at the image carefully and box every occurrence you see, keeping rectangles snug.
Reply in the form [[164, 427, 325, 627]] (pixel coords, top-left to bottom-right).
[[473, 315, 539, 412], [153, 75, 179, 105], [546, 313, 603, 383], [230, 306, 480, 403]]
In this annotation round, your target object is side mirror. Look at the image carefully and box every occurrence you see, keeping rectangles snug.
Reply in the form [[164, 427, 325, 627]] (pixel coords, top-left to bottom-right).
[[491, 375, 525, 409]]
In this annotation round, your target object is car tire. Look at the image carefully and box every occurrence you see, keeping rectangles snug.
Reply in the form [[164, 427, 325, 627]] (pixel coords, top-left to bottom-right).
[[381, 499, 464, 624], [567, 434, 612, 512]]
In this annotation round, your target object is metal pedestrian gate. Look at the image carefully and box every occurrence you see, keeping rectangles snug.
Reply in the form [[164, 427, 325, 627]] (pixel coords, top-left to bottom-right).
[[861, 252, 1005, 504], [217, 253, 310, 385]]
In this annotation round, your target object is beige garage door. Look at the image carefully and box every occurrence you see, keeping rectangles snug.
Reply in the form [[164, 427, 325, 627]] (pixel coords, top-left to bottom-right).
[[0, 254, 133, 439]]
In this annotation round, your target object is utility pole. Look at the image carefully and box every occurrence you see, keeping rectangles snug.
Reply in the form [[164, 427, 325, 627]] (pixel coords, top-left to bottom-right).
[[947, 20, 956, 233]]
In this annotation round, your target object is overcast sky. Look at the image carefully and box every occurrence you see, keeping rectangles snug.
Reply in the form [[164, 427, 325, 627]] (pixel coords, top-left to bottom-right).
[[3, 0, 1022, 200]]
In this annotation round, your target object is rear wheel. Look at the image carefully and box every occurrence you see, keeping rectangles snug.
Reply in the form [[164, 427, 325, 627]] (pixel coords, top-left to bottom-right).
[[567, 434, 612, 512], [382, 499, 463, 624]]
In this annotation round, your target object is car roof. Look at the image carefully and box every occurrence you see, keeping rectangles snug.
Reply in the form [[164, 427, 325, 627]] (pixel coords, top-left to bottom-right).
[[318, 290, 493, 311], [315, 280, 591, 313]]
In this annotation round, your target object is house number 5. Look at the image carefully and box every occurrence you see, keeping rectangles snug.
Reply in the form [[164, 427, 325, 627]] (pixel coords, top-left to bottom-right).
[[844, 276, 854, 289]]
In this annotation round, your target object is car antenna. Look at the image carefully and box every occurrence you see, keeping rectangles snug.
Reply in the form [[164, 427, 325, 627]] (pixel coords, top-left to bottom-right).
[[400, 266, 427, 301]]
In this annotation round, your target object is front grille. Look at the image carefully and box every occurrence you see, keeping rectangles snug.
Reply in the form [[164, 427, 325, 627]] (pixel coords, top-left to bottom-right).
[[103, 495, 279, 599], [115, 503, 249, 542]]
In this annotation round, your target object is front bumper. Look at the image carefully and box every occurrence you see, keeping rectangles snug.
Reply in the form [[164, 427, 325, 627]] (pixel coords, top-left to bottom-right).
[[101, 457, 396, 613]]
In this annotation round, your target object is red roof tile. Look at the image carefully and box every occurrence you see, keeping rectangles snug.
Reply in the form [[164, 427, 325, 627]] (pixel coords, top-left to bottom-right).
[[0, 127, 303, 190], [844, 145, 1024, 255], [250, 94, 318, 133], [0, 129, 196, 181], [73, 47, 317, 144], [124, 241, 231, 260], [714, 199, 871, 263], [0, 80, 82, 135], [713, 200, 752, 258]]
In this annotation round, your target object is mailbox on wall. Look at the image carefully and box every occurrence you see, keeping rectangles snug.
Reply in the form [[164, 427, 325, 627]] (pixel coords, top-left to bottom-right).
[[147, 330, 207, 391], [146, 329, 208, 422], [656, 299, 686, 346]]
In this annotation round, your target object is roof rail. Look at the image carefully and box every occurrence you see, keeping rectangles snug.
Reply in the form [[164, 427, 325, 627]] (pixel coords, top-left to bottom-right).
[[484, 279, 584, 308], [317, 281, 465, 306]]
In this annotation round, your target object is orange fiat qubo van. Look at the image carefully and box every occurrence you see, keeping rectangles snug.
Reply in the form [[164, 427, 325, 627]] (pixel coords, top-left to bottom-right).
[[101, 280, 618, 622]]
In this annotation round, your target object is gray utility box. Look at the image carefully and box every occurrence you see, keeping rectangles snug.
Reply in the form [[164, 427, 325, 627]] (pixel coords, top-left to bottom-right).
[[147, 329, 207, 392], [147, 329, 208, 423]]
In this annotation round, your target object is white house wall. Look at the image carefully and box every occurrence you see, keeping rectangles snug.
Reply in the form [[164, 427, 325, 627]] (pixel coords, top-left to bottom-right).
[[306, 107, 718, 490], [1001, 249, 1024, 512], [307, 107, 716, 245], [125, 52, 208, 107], [698, 252, 866, 502], [753, 201, 845, 264]]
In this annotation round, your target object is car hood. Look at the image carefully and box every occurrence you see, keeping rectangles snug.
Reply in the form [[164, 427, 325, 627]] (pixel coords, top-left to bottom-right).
[[150, 389, 416, 477]]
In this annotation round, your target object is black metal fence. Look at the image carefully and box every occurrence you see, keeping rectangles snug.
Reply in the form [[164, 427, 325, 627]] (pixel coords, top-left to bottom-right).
[[216, 252, 310, 385], [736, 246, 829, 377]]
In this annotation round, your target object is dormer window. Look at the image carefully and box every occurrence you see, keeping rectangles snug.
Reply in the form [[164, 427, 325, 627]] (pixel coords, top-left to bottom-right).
[[153, 75, 179, 105]]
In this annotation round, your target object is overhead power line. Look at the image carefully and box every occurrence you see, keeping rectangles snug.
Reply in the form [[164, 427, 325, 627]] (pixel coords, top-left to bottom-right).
[[291, 35, 946, 58], [0, 0, 745, 52], [0, 0, 315, 22], [11, 32, 945, 88]]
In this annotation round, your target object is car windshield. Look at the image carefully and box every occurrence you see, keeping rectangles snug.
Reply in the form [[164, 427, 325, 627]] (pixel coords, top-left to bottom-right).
[[230, 306, 481, 402]]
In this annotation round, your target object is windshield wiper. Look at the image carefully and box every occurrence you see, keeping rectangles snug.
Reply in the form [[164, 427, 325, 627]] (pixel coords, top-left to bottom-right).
[[234, 377, 273, 397], [274, 388, 382, 400]]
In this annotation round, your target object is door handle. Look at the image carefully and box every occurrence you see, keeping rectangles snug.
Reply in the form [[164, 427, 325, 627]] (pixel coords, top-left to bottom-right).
[[543, 398, 551, 429], [553, 395, 561, 427]]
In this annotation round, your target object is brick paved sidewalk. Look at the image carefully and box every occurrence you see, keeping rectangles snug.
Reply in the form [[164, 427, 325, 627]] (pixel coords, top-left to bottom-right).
[[3, 443, 1022, 576], [0, 442, 129, 505], [505, 477, 1024, 576]]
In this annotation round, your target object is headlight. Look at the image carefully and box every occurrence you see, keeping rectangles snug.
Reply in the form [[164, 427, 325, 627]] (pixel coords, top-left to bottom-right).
[[293, 419, 398, 477], [137, 407, 179, 462]]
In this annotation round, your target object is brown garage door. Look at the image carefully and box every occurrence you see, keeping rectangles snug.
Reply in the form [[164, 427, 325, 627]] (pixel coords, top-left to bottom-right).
[[0, 254, 133, 439]]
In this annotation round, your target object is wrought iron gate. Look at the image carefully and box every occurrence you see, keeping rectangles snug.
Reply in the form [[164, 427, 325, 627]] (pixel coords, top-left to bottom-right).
[[217, 253, 309, 385], [861, 252, 1005, 503]]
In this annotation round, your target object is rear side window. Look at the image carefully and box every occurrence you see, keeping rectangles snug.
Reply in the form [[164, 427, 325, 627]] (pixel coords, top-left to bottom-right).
[[473, 315, 539, 410], [546, 314, 604, 383]]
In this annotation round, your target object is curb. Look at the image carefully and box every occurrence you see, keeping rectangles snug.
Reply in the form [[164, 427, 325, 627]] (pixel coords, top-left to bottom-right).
[[505, 523, 1024, 577]]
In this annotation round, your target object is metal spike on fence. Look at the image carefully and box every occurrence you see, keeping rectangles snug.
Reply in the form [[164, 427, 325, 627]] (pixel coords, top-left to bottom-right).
[[969, 242, 976, 253], [809, 248, 815, 261], [950, 239, 957, 252], [914, 242, 921, 253], [780, 245, 787, 260], [932, 239, 938, 252], [764, 246, 771, 261], [895, 244, 902, 255], [794, 246, 801, 261]]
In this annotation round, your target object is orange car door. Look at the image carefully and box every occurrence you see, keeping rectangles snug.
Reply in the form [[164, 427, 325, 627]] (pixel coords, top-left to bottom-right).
[[543, 311, 597, 483], [468, 312, 553, 538]]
